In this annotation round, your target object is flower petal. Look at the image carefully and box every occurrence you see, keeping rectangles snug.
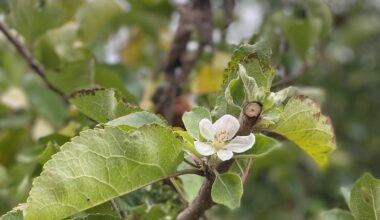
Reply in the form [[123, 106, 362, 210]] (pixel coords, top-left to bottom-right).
[[225, 133, 255, 153], [213, 114, 240, 140], [199, 119, 215, 141], [194, 141, 215, 156], [216, 150, 234, 161]]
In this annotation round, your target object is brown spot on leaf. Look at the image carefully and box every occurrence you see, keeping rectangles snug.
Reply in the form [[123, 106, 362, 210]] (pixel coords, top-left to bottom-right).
[[68, 88, 107, 99]]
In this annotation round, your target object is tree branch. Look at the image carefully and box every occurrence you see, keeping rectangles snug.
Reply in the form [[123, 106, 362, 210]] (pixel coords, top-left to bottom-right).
[[153, 0, 213, 124], [177, 102, 262, 220], [0, 21, 66, 99]]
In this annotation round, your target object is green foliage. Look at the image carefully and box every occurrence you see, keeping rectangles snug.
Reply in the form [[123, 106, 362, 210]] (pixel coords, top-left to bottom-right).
[[46, 59, 95, 95], [69, 89, 134, 123], [25, 125, 184, 220], [71, 214, 119, 220], [0, 209, 23, 220], [350, 173, 380, 220], [182, 107, 211, 140], [211, 173, 243, 210], [7, 0, 82, 44], [179, 173, 203, 203], [1, 0, 377, 219], [24, 80, 67, 127], [213, 42, 274, 119], [107, 111, 166, 128]]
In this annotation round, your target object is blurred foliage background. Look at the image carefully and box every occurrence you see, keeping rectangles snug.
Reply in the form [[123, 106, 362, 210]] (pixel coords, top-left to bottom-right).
[[0, 0, 379, 219]]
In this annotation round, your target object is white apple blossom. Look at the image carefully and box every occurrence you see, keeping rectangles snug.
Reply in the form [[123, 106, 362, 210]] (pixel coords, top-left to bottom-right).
[[194, 114, 255, 161]]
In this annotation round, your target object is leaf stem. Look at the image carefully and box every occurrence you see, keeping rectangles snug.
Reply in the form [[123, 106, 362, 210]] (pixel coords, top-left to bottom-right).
[[241, 158, 253, 186]]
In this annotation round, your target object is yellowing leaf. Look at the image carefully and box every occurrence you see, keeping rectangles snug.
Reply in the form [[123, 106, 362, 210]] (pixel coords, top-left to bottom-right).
[[121, 28, 145, 67], [268, 96, 336, 168], [192, 52, 231, 95], [193, 65, 224, 95]]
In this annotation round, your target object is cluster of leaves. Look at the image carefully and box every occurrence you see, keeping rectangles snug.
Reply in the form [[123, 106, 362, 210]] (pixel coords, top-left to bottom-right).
[[0, 0, 379, 219], [1, 35, 339, 220]]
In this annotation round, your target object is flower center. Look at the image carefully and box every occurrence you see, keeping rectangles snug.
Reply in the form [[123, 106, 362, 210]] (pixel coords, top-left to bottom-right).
[[213, 130, 229, 150]]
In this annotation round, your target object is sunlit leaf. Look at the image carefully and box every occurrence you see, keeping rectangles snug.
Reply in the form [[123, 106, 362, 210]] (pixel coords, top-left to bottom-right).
[[70, 89, 135, 123], [107, 111, 166, 128], [267, 96, 336, 168], [25, 125, 184, 220]]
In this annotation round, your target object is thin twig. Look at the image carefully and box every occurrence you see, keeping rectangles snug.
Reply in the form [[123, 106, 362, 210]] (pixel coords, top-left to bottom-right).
[[241, 158, 253, 186], [272, 64, 309, 89], [168, 168, 204, 178], [0, 21, 66, 99], [109, 199, 125, 219], [169, 178, 189, 207], [184, 158, 198, 168]]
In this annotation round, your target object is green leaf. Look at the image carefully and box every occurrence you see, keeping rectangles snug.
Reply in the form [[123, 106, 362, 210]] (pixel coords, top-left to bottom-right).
[[7, 0, 83, 44], [350, 173, 380, 220], [178, 163, 203, 203], [174, 130, 200, 157], [70, 214, 119, 220], [282, 15, 320, 58], [236, 134, 281, 159], [179, 173, 203, 203], [211, 173, 243, 209], [225, 78, 245, 108], [24, 80, 68, 127], [182, 107, 211, 140], [25, 125, 184, 220], [76, 0, 122, 45], [320, 209, 355, 220], [107, 111, 166, 128], [341, 186, 352, 208], [46, 59, 95, 95], [36, 141, 60, 165], [213, 41, 274, 119], [70, 89, 136, 123], [267, 96, 336, 168], [0, 209, 23, 220], [306, 0, 333, 39], [94, 66, 136, 103]]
